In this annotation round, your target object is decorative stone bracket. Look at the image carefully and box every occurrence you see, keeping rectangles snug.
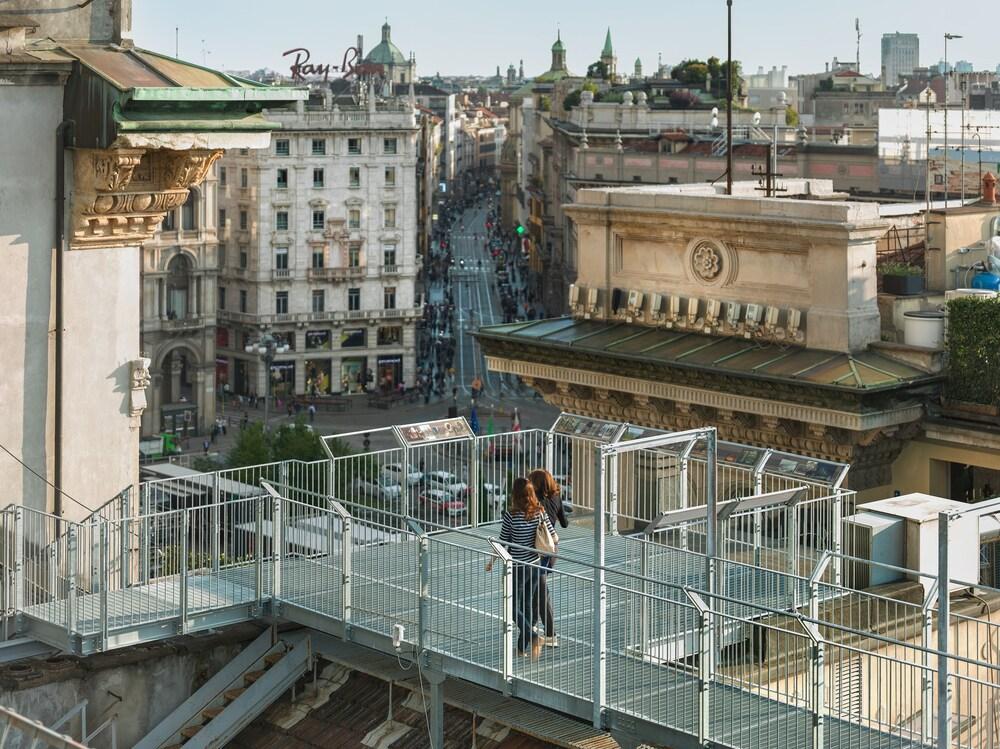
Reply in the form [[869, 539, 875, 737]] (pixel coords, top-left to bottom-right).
[[129, 357, 152, 418], [71, 147, 222, 250]]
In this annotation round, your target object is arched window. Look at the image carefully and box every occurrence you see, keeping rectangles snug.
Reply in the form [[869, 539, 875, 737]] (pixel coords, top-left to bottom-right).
[[166, 254, 192, 319], [181, 190, 198, 231]]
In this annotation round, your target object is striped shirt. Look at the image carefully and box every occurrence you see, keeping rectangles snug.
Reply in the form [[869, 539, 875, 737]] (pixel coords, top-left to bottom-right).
[[499, 509, 555, 563]]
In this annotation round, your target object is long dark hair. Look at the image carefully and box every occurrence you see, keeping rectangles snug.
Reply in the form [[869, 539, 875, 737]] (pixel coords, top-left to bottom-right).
[[510, 477, 543, 518]]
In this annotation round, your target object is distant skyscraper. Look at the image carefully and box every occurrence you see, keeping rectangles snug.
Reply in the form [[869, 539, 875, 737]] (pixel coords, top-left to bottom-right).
[[882, 32, 919, 87]]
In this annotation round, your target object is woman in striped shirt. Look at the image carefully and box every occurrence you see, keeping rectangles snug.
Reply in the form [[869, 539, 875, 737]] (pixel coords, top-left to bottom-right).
[[485, 477, 556, 658]]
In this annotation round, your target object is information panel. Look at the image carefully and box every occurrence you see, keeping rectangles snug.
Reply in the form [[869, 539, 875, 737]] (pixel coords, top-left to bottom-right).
[[396, 418, 474, 445]]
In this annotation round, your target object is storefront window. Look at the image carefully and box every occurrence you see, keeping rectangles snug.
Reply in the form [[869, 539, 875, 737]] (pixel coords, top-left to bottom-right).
[[305, 359, 332, 395], [305, 330, 331, 350], [340, 357, 367, 394], [341, 328, 366, 348], [270, 361, 295, 397], [376, 355, 403, 392], [377, 326, 402, 346]]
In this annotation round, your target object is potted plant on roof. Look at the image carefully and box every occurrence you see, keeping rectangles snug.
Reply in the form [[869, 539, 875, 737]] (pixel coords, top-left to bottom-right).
[[881, 262, 925, 296]]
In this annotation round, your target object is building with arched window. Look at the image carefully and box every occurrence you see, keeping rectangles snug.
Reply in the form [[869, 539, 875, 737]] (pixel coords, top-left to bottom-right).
[[140, 176, 220, 438]]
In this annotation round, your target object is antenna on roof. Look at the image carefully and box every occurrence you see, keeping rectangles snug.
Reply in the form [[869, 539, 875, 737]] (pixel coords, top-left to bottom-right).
[[855, 18, 862, 72]]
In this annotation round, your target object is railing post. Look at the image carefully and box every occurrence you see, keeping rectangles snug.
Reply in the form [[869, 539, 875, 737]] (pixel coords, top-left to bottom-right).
[[66, 526, 77, 636], [272, 494, 282, 602], [544, 431, 554, 474], [139, 484, 150, 585], [119, 489, 130, 589], [99, 523, 109, 650], [592, 447, 607, 729], [802, 620, 825, 749], [704, 430, 718, 677], [402, 444, 412, 521], [640, 538, 650, 658], [179, 511, 189, 634], [937, 511, 954, 749], [686, 590, 712, 748], [48, 542, 57, 608], [418, 535, 430, 653], [340, 508, 352, 626], [831, 490, 843, 587], [211, 473, 221, 573], [921, 580, 939, 746], [254, 496, 264, 605], [13, 508, 23, 613], [489, 539, 514, 686], [751, 449, 771, 568], [469, 436, 480, 528]]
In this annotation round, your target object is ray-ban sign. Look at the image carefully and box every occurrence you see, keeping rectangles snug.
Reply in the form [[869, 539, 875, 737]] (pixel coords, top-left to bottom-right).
[[283, 47, 384, 82]]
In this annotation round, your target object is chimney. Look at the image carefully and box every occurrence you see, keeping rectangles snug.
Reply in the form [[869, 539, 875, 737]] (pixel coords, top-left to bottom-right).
[[984, 172, 998, 205]]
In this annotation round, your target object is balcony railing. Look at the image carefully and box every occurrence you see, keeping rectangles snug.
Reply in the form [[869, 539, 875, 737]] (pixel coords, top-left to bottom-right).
[[272, 269, 291, 280], [380, 264, 400, 275]]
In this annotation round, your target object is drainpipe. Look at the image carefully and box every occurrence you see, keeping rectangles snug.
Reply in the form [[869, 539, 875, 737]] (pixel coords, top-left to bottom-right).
[[604, 191, 612, 318], [55, 120, 74, 519]]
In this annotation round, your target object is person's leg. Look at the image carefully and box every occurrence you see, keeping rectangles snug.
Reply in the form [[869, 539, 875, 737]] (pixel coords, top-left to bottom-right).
[[513, 564, 531, 653]]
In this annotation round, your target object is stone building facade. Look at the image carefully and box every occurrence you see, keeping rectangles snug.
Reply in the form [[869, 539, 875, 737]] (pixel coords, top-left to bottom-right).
[[216, 93, 421, 399]]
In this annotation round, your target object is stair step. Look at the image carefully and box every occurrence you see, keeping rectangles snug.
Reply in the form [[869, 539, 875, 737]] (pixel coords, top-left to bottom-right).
[[180, 724, 203, 739], [201, 706, 224, 721], [244, 669, 267, 685], [224, 687, 246, 703], [264, 652, 285, 667]]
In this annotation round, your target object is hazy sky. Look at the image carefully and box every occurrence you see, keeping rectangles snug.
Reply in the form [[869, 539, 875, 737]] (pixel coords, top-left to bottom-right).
[[132, 1, 995, 79]]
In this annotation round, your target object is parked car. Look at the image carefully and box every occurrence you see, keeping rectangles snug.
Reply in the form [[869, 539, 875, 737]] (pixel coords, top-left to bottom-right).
[[482, 482, 506, 510], [424, 470, 469, 497], [383, 463, 423, 487], [551, 474, 574, 514], [419, 489, 465, 517], [353, 475, 403, 502]]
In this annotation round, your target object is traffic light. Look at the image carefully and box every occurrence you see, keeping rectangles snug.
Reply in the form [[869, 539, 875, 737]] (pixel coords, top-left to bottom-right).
[[515, 224, 525, 236]]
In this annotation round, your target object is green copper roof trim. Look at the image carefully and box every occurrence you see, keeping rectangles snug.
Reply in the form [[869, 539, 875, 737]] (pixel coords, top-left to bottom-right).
[[113, 102, 281, 132], [125, 87, 307, 103]]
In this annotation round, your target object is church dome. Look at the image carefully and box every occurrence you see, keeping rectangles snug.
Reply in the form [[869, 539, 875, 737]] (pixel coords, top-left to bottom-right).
[[365, 22, 408, 66]]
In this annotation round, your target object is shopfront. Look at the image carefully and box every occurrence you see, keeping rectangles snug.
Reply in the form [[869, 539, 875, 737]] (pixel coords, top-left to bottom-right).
[[376, 355, 403, 391], [305, 358, 332, 395], [340, 357, 368, 394], [270, 361, 296, 397]]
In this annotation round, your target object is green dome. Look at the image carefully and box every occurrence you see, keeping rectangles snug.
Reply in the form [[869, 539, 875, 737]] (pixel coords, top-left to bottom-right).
[[365, 22, 408, 66], [551, 31, 565, 53]]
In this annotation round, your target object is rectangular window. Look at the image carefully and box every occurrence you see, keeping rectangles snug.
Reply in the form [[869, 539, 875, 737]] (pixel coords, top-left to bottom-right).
[[181, 193, 195, 229], [239, 148, 249, 156], [312, 248, 324, 268], [311, 138, 326, 155], [276, 211, 289, 231], [384, 166, 396, 186], [312, 289, 325, 313], [383, 244, 397, 267], [275, 291, 289, 314], [348, 242, 361, 268], [348, 137, 362, 155], [313, 168, 324, 187], [383, 137, 398, 155], [341, 328, 366, 348], [312, 210, 325, 230], [218, 286, 226, 310], [306, 330, 331, 350], [349, 167, 361, 187], [218, 244, 226, 267], [219, 166, 227, 186], [239, 289, 248, 312], [348, 287, 361, 311], [275, 139, 290, 156], [348, 208, 361, 229], [377, 326, 402, 346], [240, 167, 248, 188], [383, 206, 396, 229], [275, 246, 289, 270], [276, 168, 288, 189], [383, 286, 396, 310], [239, 209, 248, 231], [162, 210, 176, 231], [218, 208, 226, 230], [239, 246, 248, 269]]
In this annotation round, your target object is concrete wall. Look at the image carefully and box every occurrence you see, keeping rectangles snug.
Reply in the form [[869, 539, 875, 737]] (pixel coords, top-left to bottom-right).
[[5, 0, 129, 44], [0, 80, 61, 514], [0, 633, 248, 749], [567, 188, 886, 353], [925, 207, 1000, 292], [61, 246, 141, 517]]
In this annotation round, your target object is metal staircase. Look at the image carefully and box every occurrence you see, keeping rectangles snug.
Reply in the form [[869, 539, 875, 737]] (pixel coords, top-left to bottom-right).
[[134, 627, 311, 749]]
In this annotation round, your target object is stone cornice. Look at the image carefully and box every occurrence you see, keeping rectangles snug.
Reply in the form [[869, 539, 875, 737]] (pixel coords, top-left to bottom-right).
[[485, 356, 925, 432], [71, 148, 222, 250]]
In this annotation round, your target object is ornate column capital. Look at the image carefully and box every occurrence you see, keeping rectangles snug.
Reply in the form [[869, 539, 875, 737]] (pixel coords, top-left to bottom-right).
[[71, 147, 223, 250]]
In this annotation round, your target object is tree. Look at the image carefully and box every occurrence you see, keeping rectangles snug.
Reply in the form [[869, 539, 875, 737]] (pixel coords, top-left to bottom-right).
[[227, 422, 271, 468], [271, 420, 326, 462], [785, 106, 800, 127], [671, 60, 709, 87], [669, 90, 699, 109], [586, 60, 609, 80]]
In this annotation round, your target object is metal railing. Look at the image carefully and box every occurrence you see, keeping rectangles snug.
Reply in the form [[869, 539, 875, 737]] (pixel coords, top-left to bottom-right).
[[5, 416, 998, 749], [0, 705, 90, 749]]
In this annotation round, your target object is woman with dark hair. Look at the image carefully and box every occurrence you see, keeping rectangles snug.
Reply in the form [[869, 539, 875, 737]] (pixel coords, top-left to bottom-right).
[[485, 477, 555, 659], [528, 469, 567, 647]]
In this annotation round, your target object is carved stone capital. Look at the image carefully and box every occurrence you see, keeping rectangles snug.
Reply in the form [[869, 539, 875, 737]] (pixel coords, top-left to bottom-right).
[[129, 357, 152, 418], [71, 148, 223, 250]]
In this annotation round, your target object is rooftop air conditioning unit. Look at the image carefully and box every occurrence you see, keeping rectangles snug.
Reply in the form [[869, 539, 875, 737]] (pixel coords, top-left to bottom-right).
[[763, 305, 780, 334], [663, 295, 681, 328], [744, 304, 763, 337], [568, 284, 581, 315], [584, 287, 600, 319], [703, 299, 721, 332], [648, 293, 665, 323], [725, 302, 742, 332], [679, 298, 699, 328], [625, 289, 645, 323]]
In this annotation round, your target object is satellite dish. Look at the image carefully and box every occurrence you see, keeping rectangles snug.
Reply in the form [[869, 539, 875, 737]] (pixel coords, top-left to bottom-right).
[[752, 112, 761, 126]]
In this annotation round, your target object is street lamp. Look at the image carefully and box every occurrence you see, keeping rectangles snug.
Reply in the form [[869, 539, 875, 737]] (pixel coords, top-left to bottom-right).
[[726, 0, 734, 195], [244, 332, 289, 430], [943, 33, 963, 211]]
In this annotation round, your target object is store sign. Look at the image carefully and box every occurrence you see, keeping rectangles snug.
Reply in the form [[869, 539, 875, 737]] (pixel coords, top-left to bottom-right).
[[282, 47, 384, 82]]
